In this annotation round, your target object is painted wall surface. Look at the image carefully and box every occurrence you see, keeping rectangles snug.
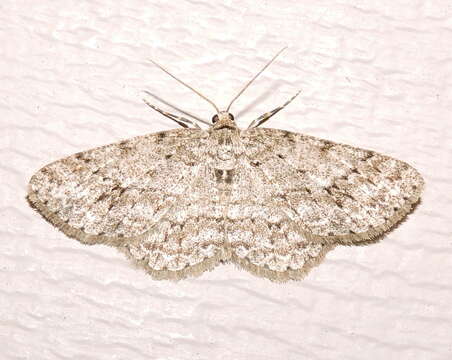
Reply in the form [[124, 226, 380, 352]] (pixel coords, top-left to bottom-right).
[[1, 1, 451, 359]]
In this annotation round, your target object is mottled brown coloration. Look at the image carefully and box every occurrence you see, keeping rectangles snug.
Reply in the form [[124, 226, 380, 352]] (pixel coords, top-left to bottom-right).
[[27, 118, 424, 281]]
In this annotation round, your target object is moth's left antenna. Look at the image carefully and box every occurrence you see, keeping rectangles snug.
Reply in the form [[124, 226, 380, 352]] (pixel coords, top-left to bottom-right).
[[148, 59, 220, 114]]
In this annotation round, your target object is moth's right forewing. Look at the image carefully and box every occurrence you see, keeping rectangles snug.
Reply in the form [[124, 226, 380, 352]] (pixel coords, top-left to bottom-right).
[[27, 129, 203, 243], [27, 128, 234, 280]]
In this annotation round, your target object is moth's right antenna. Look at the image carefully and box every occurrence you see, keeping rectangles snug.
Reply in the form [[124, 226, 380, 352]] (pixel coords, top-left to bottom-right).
[[247, 90, 301, 129], [149, 59, 220, 114], [226, 46, 287, 112]]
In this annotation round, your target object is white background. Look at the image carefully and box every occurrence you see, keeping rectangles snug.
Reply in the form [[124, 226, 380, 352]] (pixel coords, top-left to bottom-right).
[[1, 1, 452, 359]]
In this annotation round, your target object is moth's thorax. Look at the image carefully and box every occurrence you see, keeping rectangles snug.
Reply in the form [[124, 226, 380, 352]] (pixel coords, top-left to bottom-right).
[[209, 121, 242, 187]]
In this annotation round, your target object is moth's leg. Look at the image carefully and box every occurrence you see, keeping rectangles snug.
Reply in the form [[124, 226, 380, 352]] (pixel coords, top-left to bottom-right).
[[143, 99, 202, 129], [247, 90, 301, 129]]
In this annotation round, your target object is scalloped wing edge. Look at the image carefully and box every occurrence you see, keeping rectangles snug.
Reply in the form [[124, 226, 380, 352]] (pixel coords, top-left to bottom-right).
[[27, 188, 335, 282]]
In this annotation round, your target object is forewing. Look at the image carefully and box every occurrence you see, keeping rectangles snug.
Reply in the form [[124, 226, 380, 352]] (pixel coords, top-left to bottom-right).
[[28, 128, 227, 279], [240, 128, 424, 246]]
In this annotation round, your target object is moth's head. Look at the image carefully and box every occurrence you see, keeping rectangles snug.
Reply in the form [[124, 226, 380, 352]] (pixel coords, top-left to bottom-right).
[[211, 111, 237, 130]]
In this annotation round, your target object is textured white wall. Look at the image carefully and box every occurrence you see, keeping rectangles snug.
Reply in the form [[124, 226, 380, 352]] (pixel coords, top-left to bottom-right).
[[1, 1, 451, 359]]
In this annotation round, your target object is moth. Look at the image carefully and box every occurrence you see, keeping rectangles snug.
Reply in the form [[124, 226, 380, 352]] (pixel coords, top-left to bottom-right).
[[27, 48, 424, 282]]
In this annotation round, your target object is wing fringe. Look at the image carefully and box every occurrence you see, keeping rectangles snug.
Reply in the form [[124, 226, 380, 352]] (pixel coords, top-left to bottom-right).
[[28, 188, 231, 281]]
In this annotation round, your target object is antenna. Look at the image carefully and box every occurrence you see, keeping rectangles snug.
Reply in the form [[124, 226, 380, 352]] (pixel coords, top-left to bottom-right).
[[226, 46, 287, 112], [149, 59, 220, 114]]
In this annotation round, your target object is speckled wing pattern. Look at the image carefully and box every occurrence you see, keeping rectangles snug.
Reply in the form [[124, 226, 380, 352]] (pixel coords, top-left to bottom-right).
[[27, 126, 423, 282], [240, 128, 424, 245], [28, 128, 231, 279]]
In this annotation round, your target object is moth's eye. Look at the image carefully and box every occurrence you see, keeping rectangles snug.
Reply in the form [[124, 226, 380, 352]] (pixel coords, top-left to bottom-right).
[[228, 113, 235, 120], [212, 114, 219, 124]]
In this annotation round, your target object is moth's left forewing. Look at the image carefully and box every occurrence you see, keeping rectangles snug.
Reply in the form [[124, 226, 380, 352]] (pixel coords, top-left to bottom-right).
[[242, 128, 424, 246]]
